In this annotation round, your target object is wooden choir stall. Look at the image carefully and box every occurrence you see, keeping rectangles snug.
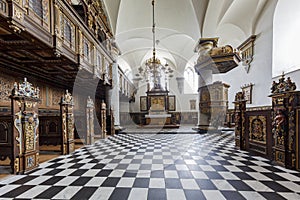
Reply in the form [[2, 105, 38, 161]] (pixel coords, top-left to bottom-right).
[[234, 74, 300, 171]]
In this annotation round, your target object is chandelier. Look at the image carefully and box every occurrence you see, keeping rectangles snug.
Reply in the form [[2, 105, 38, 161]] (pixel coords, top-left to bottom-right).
[[135, 0, 174, 91]]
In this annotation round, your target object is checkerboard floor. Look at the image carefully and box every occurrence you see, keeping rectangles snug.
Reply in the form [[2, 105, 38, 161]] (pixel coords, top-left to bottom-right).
[[1, 132, 300, 200]]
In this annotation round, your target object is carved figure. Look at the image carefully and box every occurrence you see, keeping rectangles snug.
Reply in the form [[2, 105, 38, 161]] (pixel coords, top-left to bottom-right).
[[270, 74, 297, 94], [274, 110, 285, 128]]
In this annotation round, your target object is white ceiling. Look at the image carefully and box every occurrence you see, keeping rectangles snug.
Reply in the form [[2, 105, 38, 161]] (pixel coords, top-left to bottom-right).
[[102, 0, 268, 76]]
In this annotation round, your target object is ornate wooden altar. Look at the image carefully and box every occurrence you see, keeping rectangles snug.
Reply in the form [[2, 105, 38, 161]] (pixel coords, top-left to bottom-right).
[[269, 74, 300, 170], [60, 90, 75, 155], [10, 78, 40, 174], [140, 86, 177, 127]]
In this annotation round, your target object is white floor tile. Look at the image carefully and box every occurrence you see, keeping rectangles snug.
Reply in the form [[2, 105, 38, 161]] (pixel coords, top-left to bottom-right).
[[16, 185, 50, 199], [180, 179, 199, 190], [128, 188, 148, 200], [52, 186, 82, 199], [243, 180, 274, 192], [166, 189, 186, 200], [212, 180, 236, 191], [202, 190, 226, 200]]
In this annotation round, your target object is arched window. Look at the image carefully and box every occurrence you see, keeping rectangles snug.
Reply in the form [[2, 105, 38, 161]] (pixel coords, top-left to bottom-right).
[[29, 0, 43, 18], [184, 67, 197, 94]]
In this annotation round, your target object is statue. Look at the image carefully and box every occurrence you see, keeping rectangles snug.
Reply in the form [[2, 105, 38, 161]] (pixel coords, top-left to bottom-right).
[[270, 73, 297, 94]]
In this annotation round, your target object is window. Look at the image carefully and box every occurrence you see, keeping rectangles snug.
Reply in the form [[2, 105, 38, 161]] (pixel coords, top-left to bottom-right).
[[84, 40, 89, 59], [64, 20, 72, 44], [29, 0, 43, 18], [184, 67, 197, 93]]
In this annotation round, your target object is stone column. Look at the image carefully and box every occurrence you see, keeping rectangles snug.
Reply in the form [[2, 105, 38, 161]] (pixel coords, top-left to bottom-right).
[[176, 77, 184, 94], [110, 41, 121, 129], [196, 69, 213, 129]]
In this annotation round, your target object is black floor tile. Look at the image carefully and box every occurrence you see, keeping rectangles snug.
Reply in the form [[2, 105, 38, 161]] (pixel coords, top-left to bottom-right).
[[41, 176, 65, 185], [69, 169, 89, 176], [11, 176, 38, 184], [44, 169, 64, 176], [259, 192, 287, 200], [133, 178, 150, 188], [233, 172, 256, 180], [227, 180, 254, 191], [70, 177, 92, 186], [91, 164, 106, 169], [148, 188, 166, 200], [100, 177, 120, 187], [35, 186, 65, 199], [184, 190, 206, 200], [261, 181, 293, 192], [150, 170, 165, 178], [69, 163, 85, 169], [195, 179, 218, 190], [0, 185, 34, 198], [123, 171, 138, 177], [221, 191, 247, 200], [165, 178, 182, 189], [108, 188, 131, 200], [95, 169, 113, 177], [204, 171, 223, 179], [262, 173, 290, 181], [212, 165, 229, 172], [70, 187, 98, 200]]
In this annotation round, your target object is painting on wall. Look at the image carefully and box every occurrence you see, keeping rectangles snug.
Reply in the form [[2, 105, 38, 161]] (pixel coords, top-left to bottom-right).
[[190, 99, 196, 110], [249, 115, 266, 144], [168, 95, 176, 111], [241, 83, 253, 104], [140, 96, 147, 111], [150, 96, 165, 111]]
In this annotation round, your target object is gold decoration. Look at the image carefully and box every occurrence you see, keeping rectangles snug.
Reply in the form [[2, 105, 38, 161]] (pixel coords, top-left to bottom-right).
[[271, 73, 296, 94], [249, 116, 266, 143], [14, 158, 19, 173], [14, 7, 23, 21], [25, 121, 35, 151], [36, 153, 39, 165]]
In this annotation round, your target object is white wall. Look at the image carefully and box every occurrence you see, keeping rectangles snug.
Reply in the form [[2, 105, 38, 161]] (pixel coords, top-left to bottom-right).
[[212, 0, 278, 109], [273, 0, 300, 77]]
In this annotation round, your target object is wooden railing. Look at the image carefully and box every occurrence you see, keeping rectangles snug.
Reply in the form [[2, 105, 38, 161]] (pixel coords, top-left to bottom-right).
[[0, 0, 114, 84]]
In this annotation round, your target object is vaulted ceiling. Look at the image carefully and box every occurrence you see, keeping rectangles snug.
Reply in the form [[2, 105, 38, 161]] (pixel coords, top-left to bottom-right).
[[102, 0, 269, 77]]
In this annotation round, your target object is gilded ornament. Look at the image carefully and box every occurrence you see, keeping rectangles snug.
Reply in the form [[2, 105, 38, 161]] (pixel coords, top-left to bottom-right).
[[14, 158, 19, 173], [270, 73, 296, 94], [14, 7, 23, 21], [12, 78, 39, 98]]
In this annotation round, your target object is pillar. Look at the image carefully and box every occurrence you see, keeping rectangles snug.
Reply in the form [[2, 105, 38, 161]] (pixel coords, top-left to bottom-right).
[[233, 92, 247, 150], [196, 69, 213, 132]]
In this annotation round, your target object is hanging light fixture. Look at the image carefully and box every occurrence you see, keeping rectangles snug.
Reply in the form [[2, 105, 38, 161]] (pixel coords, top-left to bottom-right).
[[135, 0, 174, 91]]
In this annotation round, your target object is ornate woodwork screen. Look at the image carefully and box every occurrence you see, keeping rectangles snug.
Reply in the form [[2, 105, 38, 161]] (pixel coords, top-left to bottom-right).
[[11, 78, 40, 174], [60, 90, 75, 155]]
